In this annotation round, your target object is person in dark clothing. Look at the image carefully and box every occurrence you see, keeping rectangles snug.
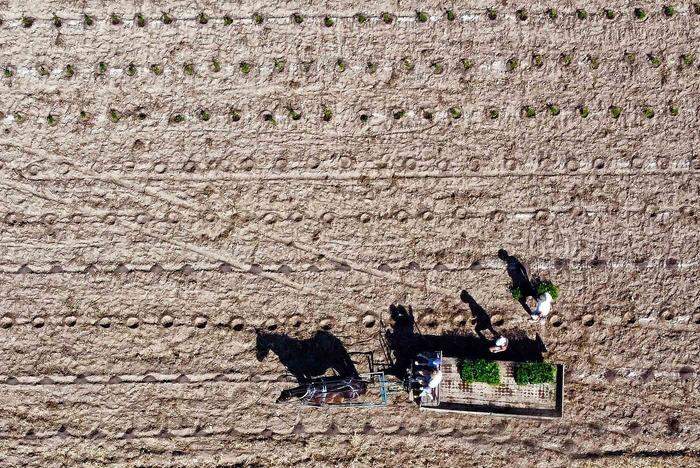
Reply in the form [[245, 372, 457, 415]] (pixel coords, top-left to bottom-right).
[[498, 249, 537, 315], [460, 290, 496, 339]]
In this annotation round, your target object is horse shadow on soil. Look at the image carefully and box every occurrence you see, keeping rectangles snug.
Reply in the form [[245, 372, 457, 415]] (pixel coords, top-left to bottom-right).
[[382, 304, 547, 380], [255, 330, 359, 384]]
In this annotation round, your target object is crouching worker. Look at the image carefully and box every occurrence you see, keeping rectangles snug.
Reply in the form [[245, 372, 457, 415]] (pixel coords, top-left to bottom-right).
[[489, 335, 509, 353], [530, 291, 553, 322]]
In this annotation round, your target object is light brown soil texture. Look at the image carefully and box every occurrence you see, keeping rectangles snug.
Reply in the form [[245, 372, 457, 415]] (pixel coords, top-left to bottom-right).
[[1, 1, 699, 466]]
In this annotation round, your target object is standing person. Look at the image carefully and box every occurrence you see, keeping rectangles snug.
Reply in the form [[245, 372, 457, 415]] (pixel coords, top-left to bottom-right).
[[498, 249, 537, 315]]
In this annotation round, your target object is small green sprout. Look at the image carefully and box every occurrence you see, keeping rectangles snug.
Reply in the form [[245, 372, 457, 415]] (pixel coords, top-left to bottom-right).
[[381, 12, 393, 24], [162, 12, 174, 24], [46, 114, 58, 126], [648, 54, 661, 67], [183, 63, 195, 75], [3, 67, 13, 78], [524, 106, 536, 118], [150, 64, 163, 75], [197, 12, 208, 24], [322, 107, 332, 122], [356, 13, 368, 23], [109, 109, 120, 122], [223, 15, 233, 26], [431, 62, 444, 74], [84, 14, 94, 26], [240, 62, 251, 74], [643, 107, 655, 118], [53, 14, 62, 28], [209, 59, 220, 72], [14, 112, 26, 123], [516, 9, 528, 21], [230, 109, 241, 122], [461, 58, 474, 70], [422, 110, 433, 120], [300, 61, 313, 73], [604, 9, 616, 19], [324, 16, 334, 27], [359, 113, 370, 123], [532, 54, 543, 68], [449, 107, 462, 119], [624, 52, 636, 64], [446, 10, 456, 21], [253, 13, 263, 25], [547, 104, 560, 116], [547, 8, 558, 20], [288, 108, 301, 120], [292, 13, 304, 24], [21, 16, 34, 28], [336, 59, 346, 72], [663, 5, 676, 17], [135, 13, 146, 27], [79, 110, 90, 122], [98, 61, 108, 74], [199, 109, 210, 121], [634, 8, 647, 20], [610, 106, 622, 119], [506, 58, 519, 71], [681, 54, 695, 67], [579, 106, 590, 118], [416, 11, 429, 22], [402, 57, 414, 71], [274, 58, 285, 72], [669, 104, 679, 116], [489, 109, 499, 119], [126, 62, 136, 76], [137, 110, 147, 120], [576, 9, 588, 20], [172, 114, 185, 123], [588, 55, 600, 69], [38, 65, 50, 77], [110, 13, 122, 25], [562, 54, 573, 66], [393, 110, 405, 120], [486, 8, 497, 20], [366, 62, 377, 73], [64, 64, 74, 78]]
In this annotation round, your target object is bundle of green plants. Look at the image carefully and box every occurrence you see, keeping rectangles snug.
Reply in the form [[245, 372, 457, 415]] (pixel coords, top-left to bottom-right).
[[510, 285, 523, 300], [535, 280, 559, 301], [514, 362, 555, 385], [460, 359, 500, 385]]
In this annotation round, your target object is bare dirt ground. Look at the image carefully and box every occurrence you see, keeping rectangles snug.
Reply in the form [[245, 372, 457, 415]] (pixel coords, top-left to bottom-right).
[[1, 1, 699, 466]]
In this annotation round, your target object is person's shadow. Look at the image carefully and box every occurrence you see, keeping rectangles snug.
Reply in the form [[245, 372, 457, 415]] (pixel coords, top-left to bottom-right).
[[460, 290, 495, 339], [498, 249, 537, 315], [255, 330, 358, 384]]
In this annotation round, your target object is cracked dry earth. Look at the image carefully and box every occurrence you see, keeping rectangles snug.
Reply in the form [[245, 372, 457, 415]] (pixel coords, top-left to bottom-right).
[[0, 1, 699, 467]]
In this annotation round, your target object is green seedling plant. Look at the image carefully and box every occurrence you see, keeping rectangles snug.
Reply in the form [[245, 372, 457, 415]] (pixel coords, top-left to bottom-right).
[[643, 106, 655, 118], [624, 52, 636, 64], [506, 58, 519, 71], [514, 362, 555, 385], [516, 9, 528, 21], [230, 109, 241, 122], [669, 104, 679, 116], [536, 280, 559, 301], [223, 16, 233, 26], [648, 54, 661, 67], [3, 67, 13, 78], [402, 57, 414, 71], [240, 62, 251, 74], [393, 110, 405, 120], [322, 107, 332, 122], [510, 286, 523, 300], [547, 8, 558, 20], [84, 14, 94, 26], [431, 62, 444, 74], [461, 59, 474, 70], [183, 63, 195, 75], [53, 14, 62, 28], [533, 54, 543, 68], [14, 112, 26, 124], [588, 55, 600, 70], [199, 109, 210, 121], [356, 13, 368, 23], [547, 104, 560, 116], [274, 59, 285, 72], [449, 107, 462, 119], [64, 65, 74, 78], [109, 109, 120, 123], [486, 8, 497, 20], [253, 13, 264, 25], [97, 61, 108, 74], [366, 62, 377, 74], [416, 11, 429, 22], [288, 108, 302, 120], [604, 9, 616, 19], [38, 65, 50, 77], [79, 110, 90, 122], [293, 13, 304, 24], [46, 114, 58, 126], [359, 113, 370, 123], [422, 110, 433, 120], [162, 12, 174, 24], [489, 109, 499, 119], [579, 105, 590, 118], [634, 8, 647, 20], [210, 59, 221, 73], [681, 54, 695, 67], [446, 10, 456, 21], [171, 114, 185, 123], [610, 105, 622, 119], [336, 59, 346, 72], [460, 359, 500, 385], [197, 12, 208, 24], [381, 12, 393, 24], [324, 16, 334, 27], [22, 16, 34, 28], [135, 13, 146, 27], [663, 5, 676, 17], [524, 106, 536, 118], [576, 9, 588, 20], [126, 63, 137, 76], [561, 54, 573, 66], [110, 13, 122, 25]]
